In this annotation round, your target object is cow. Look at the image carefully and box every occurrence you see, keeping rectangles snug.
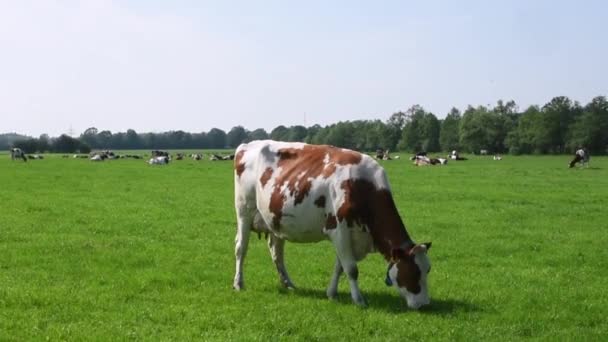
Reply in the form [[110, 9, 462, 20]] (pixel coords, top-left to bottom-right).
[[90, 154, 105, 161], [10, 148, 27, 162], [493, 154, 502, 161], [191, 153, 203, 160], [448, 150, 467, 161], [233, 140, 432, 309], [151, 150, 169, 157], [175, 153, 184, 160], [410, 155, 447, 166], [569, 148, 590, 168], [148, 156, 170, 165]]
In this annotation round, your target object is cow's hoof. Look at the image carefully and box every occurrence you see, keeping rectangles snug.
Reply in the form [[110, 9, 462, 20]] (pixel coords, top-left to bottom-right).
[[282, 281, 296, 290], [326, 289, 338, 299], [353, 297, 368, 308], [233, 282, 244, 291]]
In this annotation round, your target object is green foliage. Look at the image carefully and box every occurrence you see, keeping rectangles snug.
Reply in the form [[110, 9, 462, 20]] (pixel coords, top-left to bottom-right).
[[440, 107, 461, 151], [0, 155, 607, 340], [4, 95, 608, 154]]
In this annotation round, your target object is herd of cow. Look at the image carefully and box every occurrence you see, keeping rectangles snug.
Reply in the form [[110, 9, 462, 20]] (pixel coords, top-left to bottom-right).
[[8, 141, 592, 310], [9, 148, 235, 165]]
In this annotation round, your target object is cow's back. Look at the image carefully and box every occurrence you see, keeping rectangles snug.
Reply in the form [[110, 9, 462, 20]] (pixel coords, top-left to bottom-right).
[[235, 140, 389, 243]]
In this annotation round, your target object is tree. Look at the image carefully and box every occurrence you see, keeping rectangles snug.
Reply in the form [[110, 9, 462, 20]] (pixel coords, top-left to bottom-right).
[[97, 130, 112, 148], [270, 126, 289, 141], [459, 105, 502, 153], [540, 96, 580, 153], [80, 127, 99, 148], [567, 96, 608, 154], [207, 128, 227, 148], [398, 105, 427, 152], [38, 134, 51, 152], [125, 129, 141, 149], [440, 108, 461, 152], [286, 125, 308, 142], [248, 128, 269, 141], [420, 113, 441, 152], [52, 134, 85, 153], [227, 126, 249, 148]]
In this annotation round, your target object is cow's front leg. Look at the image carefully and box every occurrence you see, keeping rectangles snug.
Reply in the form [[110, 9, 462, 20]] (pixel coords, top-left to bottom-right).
[[326, 256, 343, 299], [329, 227, 367, 307], [233, 211, 253, 291], [267, 235, 295, 289]]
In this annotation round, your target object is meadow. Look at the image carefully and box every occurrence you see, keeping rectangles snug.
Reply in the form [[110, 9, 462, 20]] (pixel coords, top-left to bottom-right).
[[0, 152, 607, 340]]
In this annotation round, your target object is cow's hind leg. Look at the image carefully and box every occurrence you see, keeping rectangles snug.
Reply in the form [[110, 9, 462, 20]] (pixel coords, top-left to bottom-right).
[[267, 235, 295, 289], [233, 208, 253, 291], [328, 226, 367, 307], [326, 256, 343, 299]]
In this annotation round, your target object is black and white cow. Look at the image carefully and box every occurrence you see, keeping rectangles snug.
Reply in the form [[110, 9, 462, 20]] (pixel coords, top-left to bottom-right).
[[233, 140, 432, 309], [569, 148, 590, 168], [10, 148, 27, 162]]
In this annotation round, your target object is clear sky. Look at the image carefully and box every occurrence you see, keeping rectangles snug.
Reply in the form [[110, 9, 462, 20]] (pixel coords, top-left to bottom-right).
[[1, 0, 606, 137]]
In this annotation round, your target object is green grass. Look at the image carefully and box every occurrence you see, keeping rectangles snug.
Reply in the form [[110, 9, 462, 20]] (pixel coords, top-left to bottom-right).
[[1, 153, 607, 340]]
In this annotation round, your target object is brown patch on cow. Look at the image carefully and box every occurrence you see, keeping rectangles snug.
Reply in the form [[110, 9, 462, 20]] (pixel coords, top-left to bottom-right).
[[268, 145, 362, 228], [336, 178, 412, 261], [396, 256, 422, 294], [260, 167, 274, 187], [314, 195, 326, 208], [325, 214, 337, 229], [234, 149, 247, 177]]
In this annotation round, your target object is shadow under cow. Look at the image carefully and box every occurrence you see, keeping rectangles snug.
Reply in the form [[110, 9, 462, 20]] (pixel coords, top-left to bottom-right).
[[280, 287, 482, 315]]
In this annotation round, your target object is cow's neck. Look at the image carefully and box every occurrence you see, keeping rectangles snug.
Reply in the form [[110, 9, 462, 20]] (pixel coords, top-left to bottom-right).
[[368, 189, 415, 261]]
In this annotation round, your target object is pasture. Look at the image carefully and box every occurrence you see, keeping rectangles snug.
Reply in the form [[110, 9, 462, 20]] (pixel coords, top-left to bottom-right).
[[1, 153, 607, 340]]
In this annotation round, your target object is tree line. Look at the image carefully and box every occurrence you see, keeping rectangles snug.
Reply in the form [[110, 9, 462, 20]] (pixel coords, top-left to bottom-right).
[[5, 95, 607, 155]]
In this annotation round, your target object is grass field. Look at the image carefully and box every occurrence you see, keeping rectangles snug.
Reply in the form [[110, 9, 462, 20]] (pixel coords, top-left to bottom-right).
[[1, 152, 607, 340]]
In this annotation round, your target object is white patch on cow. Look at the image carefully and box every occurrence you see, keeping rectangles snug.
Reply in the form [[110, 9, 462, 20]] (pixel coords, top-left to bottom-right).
[[323, 153, 330, 164]]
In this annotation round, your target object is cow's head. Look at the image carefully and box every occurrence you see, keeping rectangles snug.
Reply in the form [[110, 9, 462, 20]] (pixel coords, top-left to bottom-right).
[[385, 242, 432, 309]]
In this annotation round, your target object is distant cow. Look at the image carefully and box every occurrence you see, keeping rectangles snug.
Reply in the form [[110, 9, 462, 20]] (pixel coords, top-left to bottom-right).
[[569, 148, 590, 168], [10, 148, 27, 162], [151, 150, 169, 157], [233, 140, 432, 309], [148, 156, 170, 165], [191, 153, 203, 160], [448, 150, 467, 161], [493, 154, 502, 161], [175, 153, 184, 160], [410, 155, 447, 166]]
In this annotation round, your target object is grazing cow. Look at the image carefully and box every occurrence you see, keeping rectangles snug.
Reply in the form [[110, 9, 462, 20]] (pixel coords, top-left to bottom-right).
[[233, 140, 432, 309], [10, 148, 27, 162], [493, 154, 502, 161], [569, 148, 590, 168], [148, 156, 170, 165], [191, 153, 203, 160], [210, 154, 221, 161]]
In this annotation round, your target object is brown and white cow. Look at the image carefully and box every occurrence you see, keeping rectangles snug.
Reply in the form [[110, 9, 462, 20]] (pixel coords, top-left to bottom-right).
[[233, 140, 432, 309]]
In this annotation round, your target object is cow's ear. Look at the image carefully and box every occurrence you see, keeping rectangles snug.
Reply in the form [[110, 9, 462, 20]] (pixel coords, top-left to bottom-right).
[[391, 248, 406, 262]]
